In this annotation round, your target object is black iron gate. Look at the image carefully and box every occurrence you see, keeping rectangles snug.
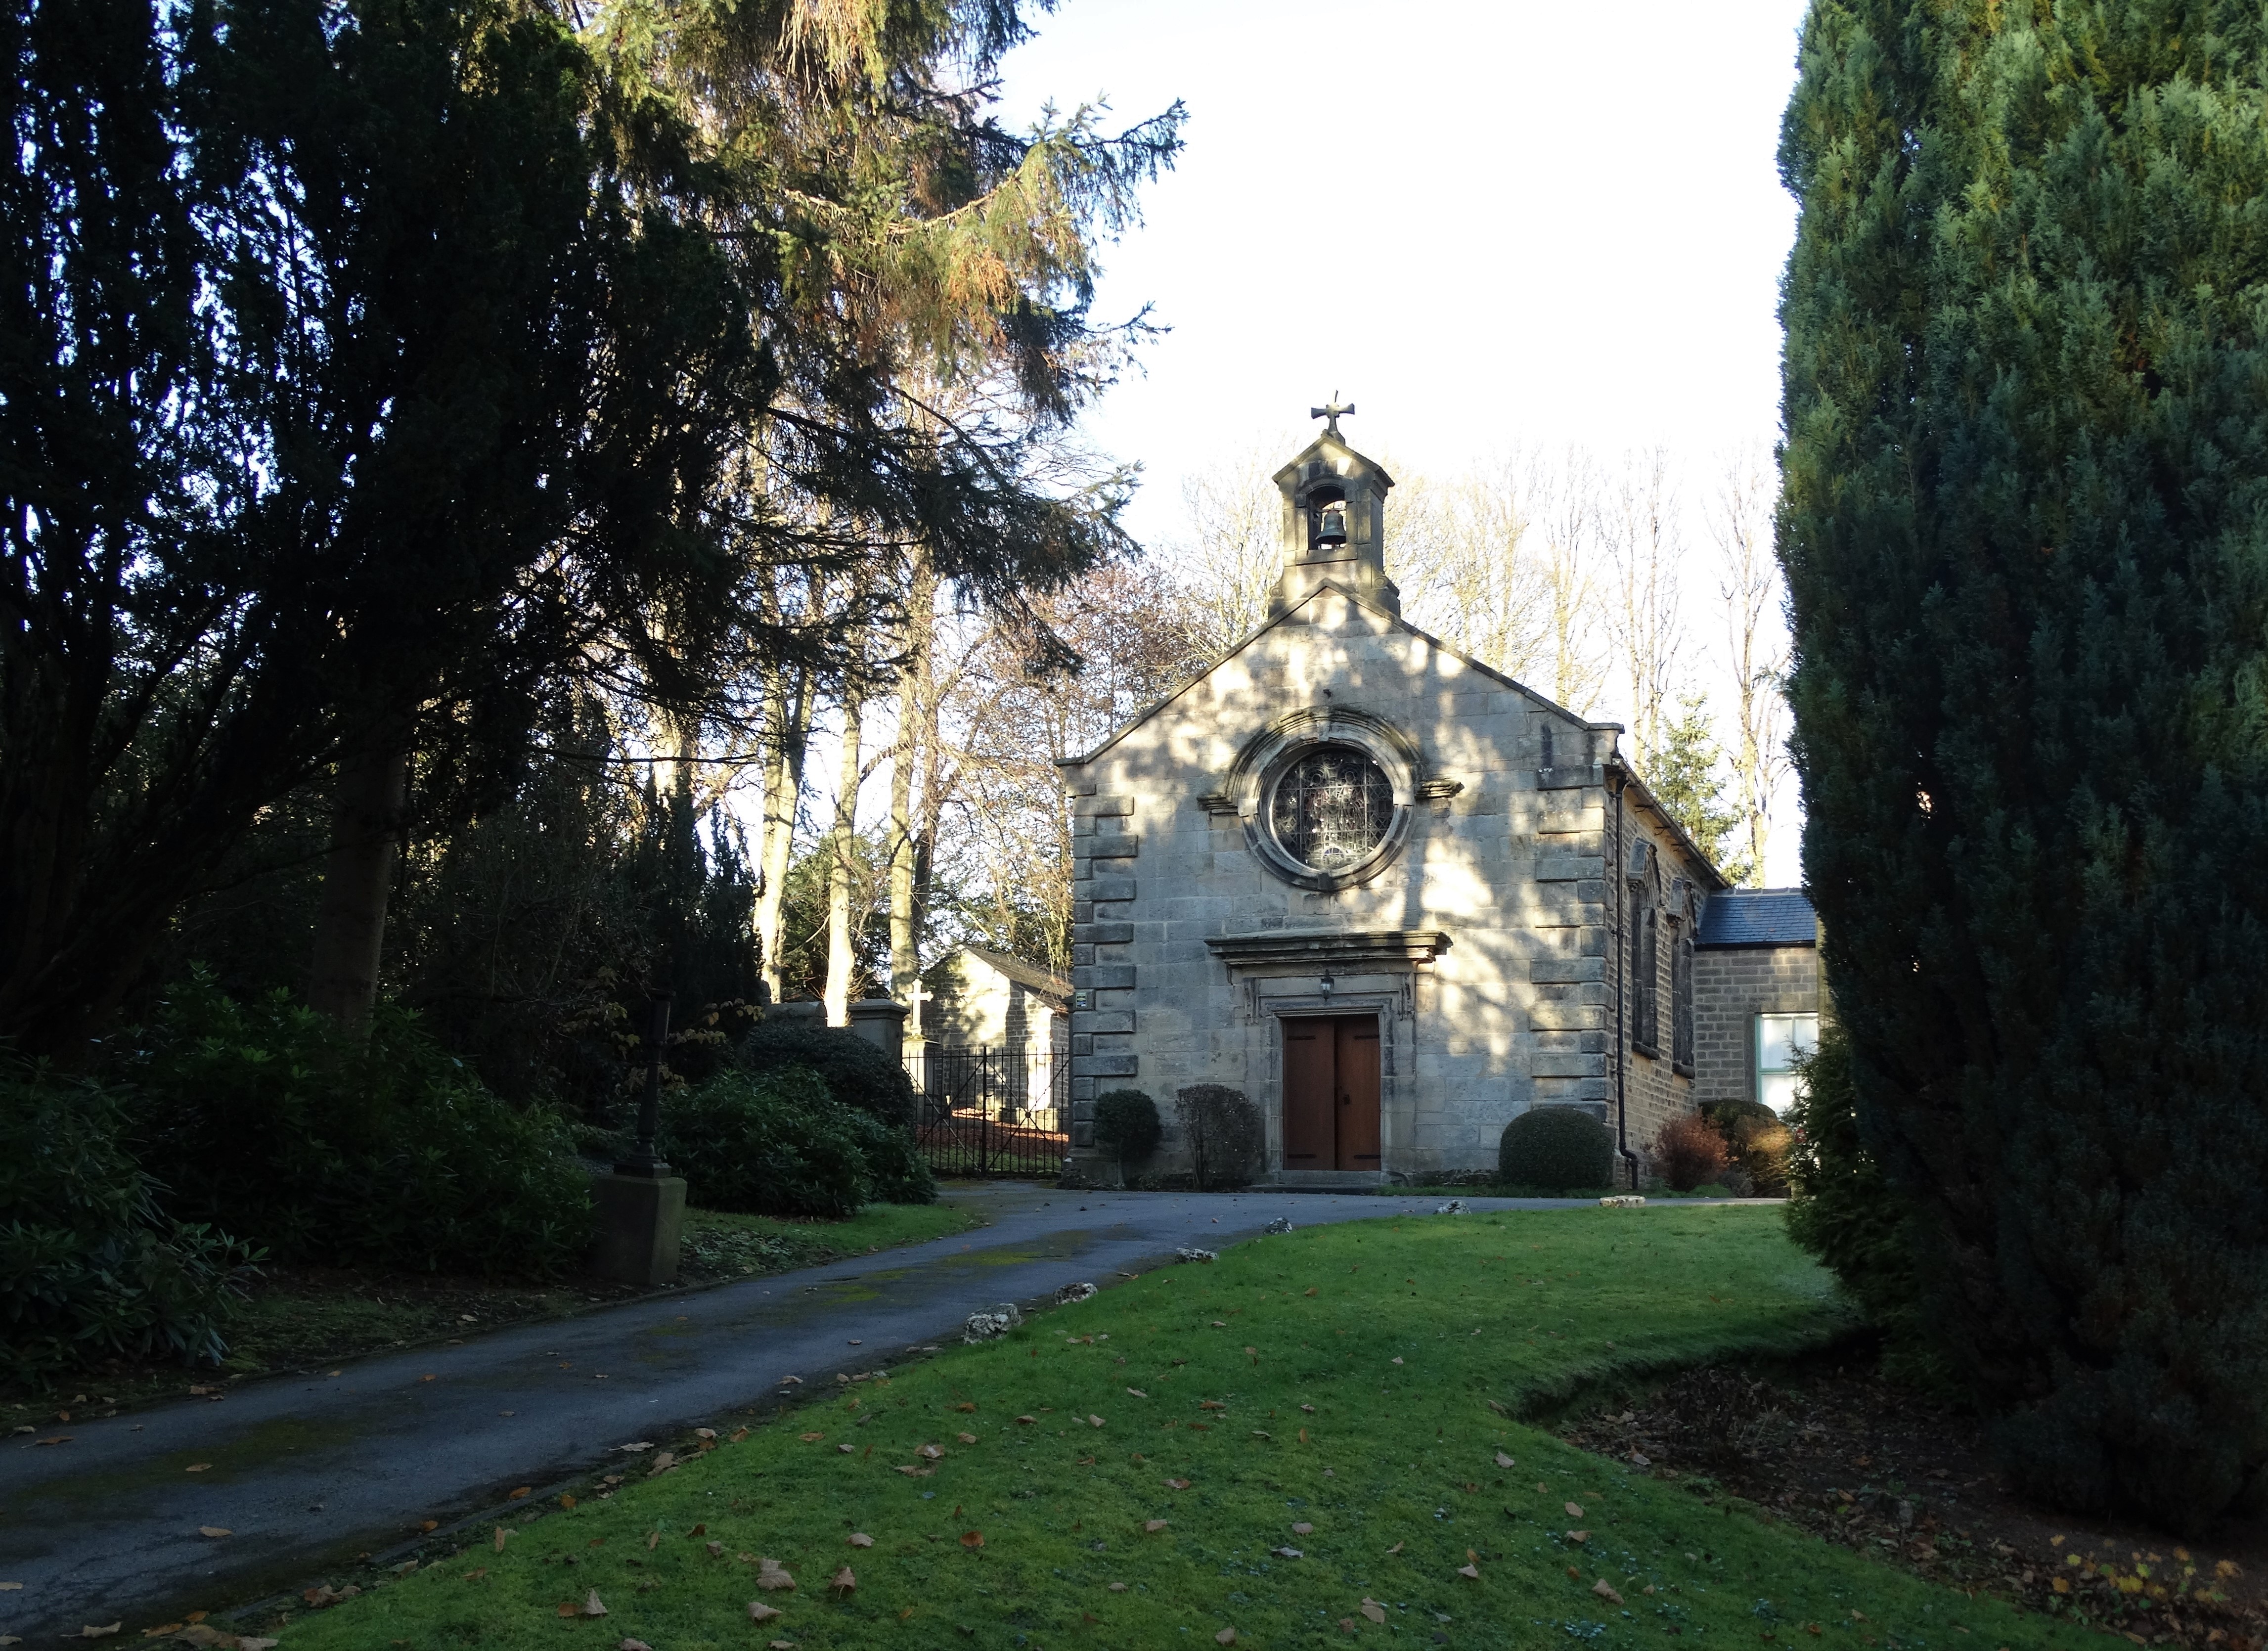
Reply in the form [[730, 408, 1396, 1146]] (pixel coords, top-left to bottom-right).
[[910, 1045, 1069, 1177]]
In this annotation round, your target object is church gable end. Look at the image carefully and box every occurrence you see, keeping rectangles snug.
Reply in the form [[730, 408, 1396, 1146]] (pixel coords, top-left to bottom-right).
[[1060, 416, 1729, 1190]]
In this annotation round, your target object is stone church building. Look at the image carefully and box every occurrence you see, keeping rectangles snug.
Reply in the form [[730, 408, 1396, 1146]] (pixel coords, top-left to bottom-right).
[[1059, 422, 1779, 1189]]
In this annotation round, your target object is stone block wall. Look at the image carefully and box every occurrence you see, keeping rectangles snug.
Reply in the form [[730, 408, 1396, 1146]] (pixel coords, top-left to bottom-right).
[[1691, 945, 1823, 1111]]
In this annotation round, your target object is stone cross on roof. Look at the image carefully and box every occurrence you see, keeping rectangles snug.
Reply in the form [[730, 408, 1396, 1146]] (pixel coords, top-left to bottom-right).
[[1309, 394, 1355, 441]]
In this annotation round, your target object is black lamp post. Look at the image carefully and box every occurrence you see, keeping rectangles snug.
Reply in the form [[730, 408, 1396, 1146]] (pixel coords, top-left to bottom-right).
[[617, 990, 672, 1178]]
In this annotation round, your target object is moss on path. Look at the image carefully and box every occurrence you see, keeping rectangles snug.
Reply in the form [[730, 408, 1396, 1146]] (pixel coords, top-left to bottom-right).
[[269, 1206, 2092, 1651]]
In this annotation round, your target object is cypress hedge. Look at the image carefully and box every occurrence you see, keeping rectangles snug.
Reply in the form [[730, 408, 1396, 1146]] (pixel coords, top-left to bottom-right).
[[1779, 0, 2268, 1521]]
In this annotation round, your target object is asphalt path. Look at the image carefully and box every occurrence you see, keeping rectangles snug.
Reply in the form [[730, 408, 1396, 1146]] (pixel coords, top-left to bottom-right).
[[0, 1183, 1602, 1637]]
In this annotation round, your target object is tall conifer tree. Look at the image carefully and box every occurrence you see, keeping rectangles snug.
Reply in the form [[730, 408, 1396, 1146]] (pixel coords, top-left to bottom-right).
[[1779, 1, 2268, 1520]]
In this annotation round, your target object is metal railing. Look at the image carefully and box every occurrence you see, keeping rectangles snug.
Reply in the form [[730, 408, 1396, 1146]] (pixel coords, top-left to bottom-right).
[[908, 1043, 1069, 1178]]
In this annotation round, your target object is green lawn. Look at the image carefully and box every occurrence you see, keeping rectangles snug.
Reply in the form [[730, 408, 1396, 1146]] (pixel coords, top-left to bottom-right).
[[274, 1206, 2095, 1651]]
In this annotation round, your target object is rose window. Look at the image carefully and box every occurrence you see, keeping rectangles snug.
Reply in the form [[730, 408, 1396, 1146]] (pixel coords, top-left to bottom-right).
[[1270, 746, 1394, 871]]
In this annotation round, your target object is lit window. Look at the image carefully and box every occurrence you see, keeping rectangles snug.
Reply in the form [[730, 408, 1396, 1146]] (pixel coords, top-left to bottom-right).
[[1756, 1013, 1819, 1115]]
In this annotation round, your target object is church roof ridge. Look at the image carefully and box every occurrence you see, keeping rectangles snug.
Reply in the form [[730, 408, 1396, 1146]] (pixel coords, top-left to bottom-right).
[[1057, 579, 1612, 771]]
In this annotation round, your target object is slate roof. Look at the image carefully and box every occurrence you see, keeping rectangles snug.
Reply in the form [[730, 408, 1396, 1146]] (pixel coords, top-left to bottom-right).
[[1695, 888, 1817, 948], [958, 944, 1072, 1004]]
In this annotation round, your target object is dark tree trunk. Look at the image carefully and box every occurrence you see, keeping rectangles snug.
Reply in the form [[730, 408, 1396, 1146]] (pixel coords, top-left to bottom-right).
[[307, 746, 410, 1035]]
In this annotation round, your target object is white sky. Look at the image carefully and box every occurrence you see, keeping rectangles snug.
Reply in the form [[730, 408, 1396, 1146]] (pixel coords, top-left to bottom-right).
[[993, 0, 1814, 886]]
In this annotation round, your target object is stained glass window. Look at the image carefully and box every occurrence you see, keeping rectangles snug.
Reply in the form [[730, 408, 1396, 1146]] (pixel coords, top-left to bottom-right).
[[1271, 746, 1393, 871]]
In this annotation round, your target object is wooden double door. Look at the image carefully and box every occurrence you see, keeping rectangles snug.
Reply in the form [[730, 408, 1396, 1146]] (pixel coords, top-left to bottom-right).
[[1281, 1015, 1382, 1172]]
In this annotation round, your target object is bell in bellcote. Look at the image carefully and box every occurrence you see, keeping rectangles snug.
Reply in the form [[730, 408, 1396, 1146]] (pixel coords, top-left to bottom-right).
[[1314, 501, 1348, 549]]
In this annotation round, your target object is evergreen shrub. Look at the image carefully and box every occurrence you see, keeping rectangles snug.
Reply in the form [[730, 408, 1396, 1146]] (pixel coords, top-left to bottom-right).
[[1172, 1085, 1262, 1191], [1653, 1113, 1731, 1192], [1783, 1026, 1945, 1387], [655, 1068, 872, 1218], [1780, 0, 2268, 1519], [735, 1021, 919, 1128], [1498, 1107, 1613, 1193], [842, 1110, 938, 1206], [0, 1060, 260, 1383], [121, 973, 591, 1275], [1092, 1089, 1162, 1166]]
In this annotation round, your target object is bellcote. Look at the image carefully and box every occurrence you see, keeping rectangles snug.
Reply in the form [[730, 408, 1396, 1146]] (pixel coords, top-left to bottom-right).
[[1268, 432, 1400, 619]]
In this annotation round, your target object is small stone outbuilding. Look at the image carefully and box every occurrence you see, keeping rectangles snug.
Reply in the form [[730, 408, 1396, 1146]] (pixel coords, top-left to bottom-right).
[[1691, 888, 1823, 1116], [1058, 423, 1750, 1189]]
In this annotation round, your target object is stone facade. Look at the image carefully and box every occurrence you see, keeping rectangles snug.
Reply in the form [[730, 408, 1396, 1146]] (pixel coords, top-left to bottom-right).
[[1056, 429, 1733, 1188], [1690, 892, 1824, 1112], [921, 944, 1070, 1055]]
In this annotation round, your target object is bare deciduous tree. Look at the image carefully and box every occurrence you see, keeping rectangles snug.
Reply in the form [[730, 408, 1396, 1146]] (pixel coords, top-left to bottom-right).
[[1601, 446, 1687, 768], [1709, 444, 1791, 888]]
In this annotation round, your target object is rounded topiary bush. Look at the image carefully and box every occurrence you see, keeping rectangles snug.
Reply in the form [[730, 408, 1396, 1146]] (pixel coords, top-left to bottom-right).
[[735, 1021, 919, 1128], [1499, 1106, 1615, 1192], [1092, 1089, 1162, 1163]]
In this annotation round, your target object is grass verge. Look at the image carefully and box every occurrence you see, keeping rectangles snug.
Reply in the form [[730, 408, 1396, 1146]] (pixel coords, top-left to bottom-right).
[[264, 1206, 2093, 1651], [2, 1201, 980, 1417]]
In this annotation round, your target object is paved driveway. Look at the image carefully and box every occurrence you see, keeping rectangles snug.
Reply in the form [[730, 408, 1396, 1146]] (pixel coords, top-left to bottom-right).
[[0, 1184, 1601, 1636]]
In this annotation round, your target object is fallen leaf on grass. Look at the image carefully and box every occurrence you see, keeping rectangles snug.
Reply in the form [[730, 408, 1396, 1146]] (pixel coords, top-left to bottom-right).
[[919, 1442, 945, 1460], [1165, 1478, 1190, 1490], [197, 1527, 230, 1539], [508, 1486, 530, 1499], [800, 1432, 825, 1443], [1495, 1451, 1516, 1469], [560, 1494, 578, 1509], [837, 1444, 854, 1455], [1217, 1631, 1238, 1645], [1304, 1288, 1317, 1297], [747, 1601, 784, 1623], [1565, 1501, 1585, 1518], [1144, 1520, 1170, 1534], [1273, 1546, 1304, 1560], [77, 1627, 122, 1642], [955, 1402, 976, 1413], [707, 1540, 725, 1558], [730, 1427, 750, 1442], [960, 1530, 984, 1549], [618, 1641, 655, 1651], [1568, 1530, 1590, 1544], [755, 1559, 796, 1591], [1594, 1580, 1625, 1606], [1088, 1415, 1105, 1428], [1386, 1541, 1404, 1555], [768, 1641, 799, 1650], [1391, 1357, 1404, 1366], [1110, 1583, 1128, 1594], [1210, 1320, 1227, 1328], [1251, 1430, 1272, 1441], [895, 1465, 934, 1477], [1014, 1415, 1035, 1426], [301, 1585, 360, 1608], [848, 1533, 874, 1548], [1362, 1600, 1387, 1624], [1298, 1427, 1310, 1444], [1459, 1562, 1481, 1580], [1199, 1400, 1226, 1411], [830, 1566, 857, 1596], [463, 1568, 489, 1582], [1292, 1522, 1314, 1535], [1127, 1388, 1148, 1398]]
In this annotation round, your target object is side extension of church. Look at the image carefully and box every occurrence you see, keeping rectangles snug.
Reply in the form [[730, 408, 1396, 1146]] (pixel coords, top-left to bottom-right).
[[1057, 426, 1743, 1189]]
